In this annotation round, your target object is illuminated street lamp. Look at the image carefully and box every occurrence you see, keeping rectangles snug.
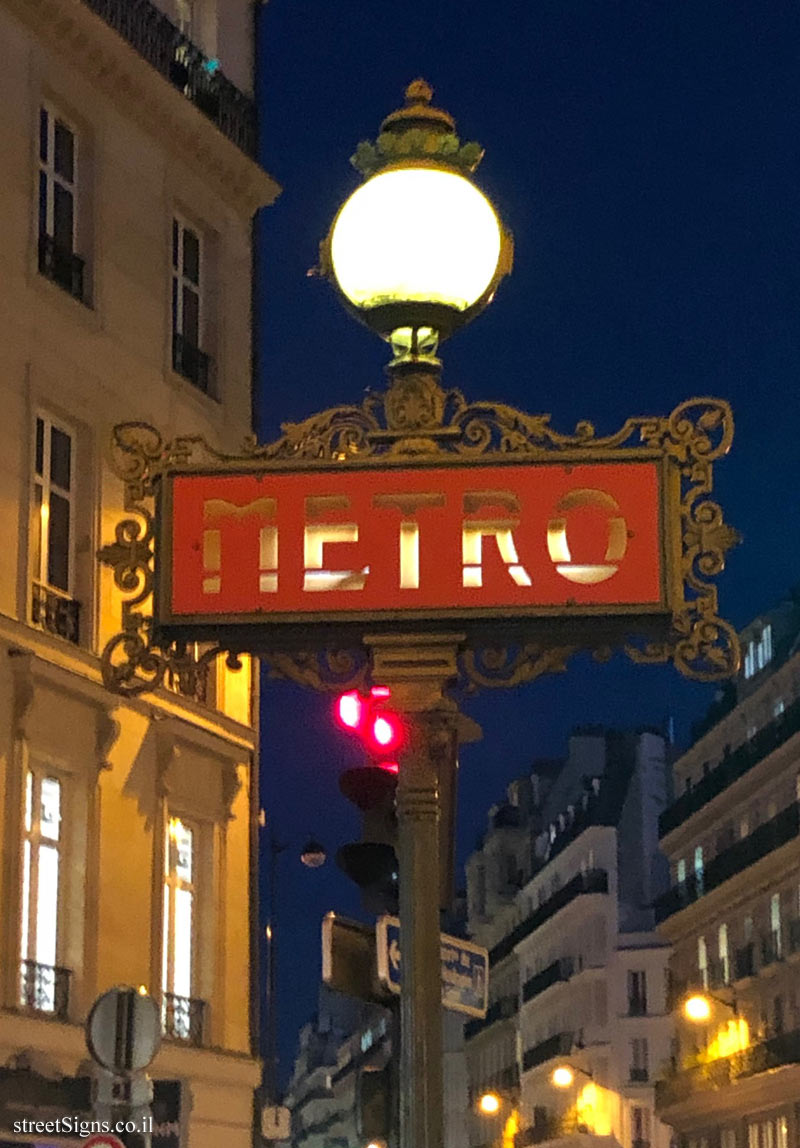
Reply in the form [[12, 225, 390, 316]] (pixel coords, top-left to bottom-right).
[[318, 80, 514, 1148], [551, 1064, 593, 1089], [478, 1092, 503, 1116], [683, 991, 737, 1022], [320, 79, 512, 368], [476, 1089, 519, 1148]]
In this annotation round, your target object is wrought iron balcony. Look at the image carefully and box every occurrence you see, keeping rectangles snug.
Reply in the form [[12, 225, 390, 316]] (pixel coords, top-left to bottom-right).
[[31, 582, 81, 644], [172, 332, 215, 396], [734, 942, 756, 982], [162, 992, 206, 1046], [81, 0, 257, 157], [19, 959, 71, 1020], [629, 1067, 649, 1082], [660, 694, 800, 837], [515, 1113, 586, 1145], [490, 869, 609, 966], [656, 1027, 800, 1109], [628, 995, 648, 1016], [522, 1030, 573, 1073], [38, 235, 85, 303], [464, 992, 518, 1040], [654, 803, 800, 922], [523, 958, 574, 1004]]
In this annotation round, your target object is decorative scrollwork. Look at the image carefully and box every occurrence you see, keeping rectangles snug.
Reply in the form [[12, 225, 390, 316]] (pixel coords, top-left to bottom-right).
[[459, 644, 578, 691], [98, 384, 739, 696]]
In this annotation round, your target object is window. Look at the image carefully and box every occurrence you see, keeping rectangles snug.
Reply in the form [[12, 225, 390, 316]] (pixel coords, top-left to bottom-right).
[[631, 1106, 651, 1145], [38, 107, 84, 301], [176, 0, 194, 34], [744, 642, 755, 679], [677, 858, 687, 885], [628, 970, 647, 1015], [721, 1131, 737, 1148], [31, 415, 80, 643], [770, 893, 782, 959], [162, 816, 197, 1038], [172, 217, 213, 394], [20, 769, 64, 1014], [698, 935, 709, 988], [630, 1038, 649, 1082], [748, 1120, 788, 1148], [773, 698, 785, 718], [694, 845, 704, 894], [719, 923, 730, 985]]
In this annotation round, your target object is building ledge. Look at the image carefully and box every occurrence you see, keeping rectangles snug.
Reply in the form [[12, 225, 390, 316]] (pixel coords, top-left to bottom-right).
[[4, 0, 280, 218]]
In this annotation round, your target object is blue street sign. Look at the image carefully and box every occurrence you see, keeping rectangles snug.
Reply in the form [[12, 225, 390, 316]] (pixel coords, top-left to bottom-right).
[[376, 916, 488, 1018]]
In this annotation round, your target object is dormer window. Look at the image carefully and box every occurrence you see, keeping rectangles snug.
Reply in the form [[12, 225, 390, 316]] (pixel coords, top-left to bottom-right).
[[743, 623, 773, 679]]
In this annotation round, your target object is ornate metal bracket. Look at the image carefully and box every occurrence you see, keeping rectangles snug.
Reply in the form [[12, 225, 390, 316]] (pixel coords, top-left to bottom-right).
[[98, 379, 739, 697]]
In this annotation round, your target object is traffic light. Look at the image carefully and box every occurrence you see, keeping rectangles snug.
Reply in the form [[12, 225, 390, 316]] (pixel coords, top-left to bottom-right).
[[335, 687, 403, 915]]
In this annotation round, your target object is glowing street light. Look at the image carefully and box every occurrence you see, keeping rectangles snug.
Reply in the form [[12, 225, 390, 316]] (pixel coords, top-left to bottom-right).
[[320, 79, 512, 364], [551, 1065, 576, 1089], [478, 1092, 502, 1115]]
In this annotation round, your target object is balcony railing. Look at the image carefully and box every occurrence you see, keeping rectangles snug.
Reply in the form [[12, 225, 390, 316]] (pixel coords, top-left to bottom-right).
[[523, 958, 574, 1004], [522, 1031, 573, 1073], [162, 992, 206, 1045], [464, 993, 518, 1040], [629, 1067, 649, 1082], [38, 235, 85, 303], [628, 996, 648, 1016], [19, 959, 71, 1020], [733, 943, 756, 982], [654, 803, 800, 922], [172, 332, 215, 396], [515, 1114, 587, 1145], [660, 694, 800, 837], [490, 869, 609, 967], [656, 1027, 800, 1109], [81, 0, 257, 157], [31, 582, 81, 644]]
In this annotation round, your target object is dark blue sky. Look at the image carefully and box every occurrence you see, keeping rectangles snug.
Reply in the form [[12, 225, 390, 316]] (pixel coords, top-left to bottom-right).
[[253, 0, 800, 1088]]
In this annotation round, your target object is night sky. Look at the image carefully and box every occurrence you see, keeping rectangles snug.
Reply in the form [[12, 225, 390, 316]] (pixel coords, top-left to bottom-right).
[[252, 0, 800, 1089]]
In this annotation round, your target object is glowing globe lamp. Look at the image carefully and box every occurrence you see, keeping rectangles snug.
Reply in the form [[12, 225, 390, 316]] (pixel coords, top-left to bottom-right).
[[478, 1092, 501, 1115], [684, 994, 712, 1022], [551, 1066, 575, 1089], [330, 168, 502, 322]]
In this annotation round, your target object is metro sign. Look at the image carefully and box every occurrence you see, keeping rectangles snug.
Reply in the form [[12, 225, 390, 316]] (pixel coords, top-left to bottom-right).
[[155, 456, 675, 649]]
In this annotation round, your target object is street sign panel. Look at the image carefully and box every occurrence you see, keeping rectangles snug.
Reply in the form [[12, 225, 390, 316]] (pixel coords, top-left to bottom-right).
[[322, 912, 393, 1004], [375, 916, 488, 1017], [86, 986, 161, 1073], [156, 458, 671, 650]]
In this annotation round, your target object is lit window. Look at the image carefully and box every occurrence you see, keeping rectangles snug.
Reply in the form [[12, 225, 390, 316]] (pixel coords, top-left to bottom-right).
[[771, 893, 782, 958], [677, 858, 687, 885], [719, 923, 730, 985], [163, 816, 196, 1035], [32, 415, 74, 597], [744, 641, 755, 679], [694, 845, 704, 895], [722, 1130, 737, 1148], [698, 935, 709, 988], [20, 769, 63, 1011], [773, 698, 785, 718]]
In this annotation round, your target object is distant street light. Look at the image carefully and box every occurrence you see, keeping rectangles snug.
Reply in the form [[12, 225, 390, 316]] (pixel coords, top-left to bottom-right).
[[551, 1064, 593, 1089], [683, 991, 737, 1022], [261, 816, 327, 1102]]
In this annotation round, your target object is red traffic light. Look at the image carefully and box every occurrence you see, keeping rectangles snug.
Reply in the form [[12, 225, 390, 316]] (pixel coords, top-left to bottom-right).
[[334, 686, 405, 758]]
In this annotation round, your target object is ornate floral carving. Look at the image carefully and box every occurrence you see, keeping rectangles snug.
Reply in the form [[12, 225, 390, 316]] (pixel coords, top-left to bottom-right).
[[98, 385, 739, 695]]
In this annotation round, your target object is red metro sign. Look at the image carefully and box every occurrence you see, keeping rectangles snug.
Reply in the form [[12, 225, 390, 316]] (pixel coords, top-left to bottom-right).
[[156, 458, 675, 647]]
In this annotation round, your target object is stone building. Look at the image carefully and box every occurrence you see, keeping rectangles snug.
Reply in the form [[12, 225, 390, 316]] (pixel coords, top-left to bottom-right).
[[464, 728, 674, 1148], [655, 590, 800, 1148], [0, 0, 277, 1143]]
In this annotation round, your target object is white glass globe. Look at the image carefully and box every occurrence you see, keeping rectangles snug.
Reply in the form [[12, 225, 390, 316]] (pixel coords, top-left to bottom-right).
[[330, 167, 503, 313]]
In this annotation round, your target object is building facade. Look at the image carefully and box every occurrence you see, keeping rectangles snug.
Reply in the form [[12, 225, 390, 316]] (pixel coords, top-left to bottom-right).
[[0, 0, 278, 1142], [655, 592, 800, 1148], [464, 729, 674, 1148]]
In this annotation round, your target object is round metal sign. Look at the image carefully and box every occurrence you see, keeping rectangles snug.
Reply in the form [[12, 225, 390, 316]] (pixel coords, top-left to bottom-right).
[[86, 986, 161, 1073]]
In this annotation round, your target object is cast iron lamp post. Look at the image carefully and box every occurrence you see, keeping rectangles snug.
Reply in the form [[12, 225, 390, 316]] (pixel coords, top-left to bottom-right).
[[319, 80, 511, 1148]]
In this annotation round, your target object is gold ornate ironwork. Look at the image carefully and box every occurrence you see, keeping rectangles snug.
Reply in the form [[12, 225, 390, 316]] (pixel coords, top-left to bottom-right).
[[98, 378, 739, 696]]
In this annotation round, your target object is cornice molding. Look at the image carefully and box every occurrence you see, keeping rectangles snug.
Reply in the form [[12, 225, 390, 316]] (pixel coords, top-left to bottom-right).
[[4, 0, 280, 218]]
